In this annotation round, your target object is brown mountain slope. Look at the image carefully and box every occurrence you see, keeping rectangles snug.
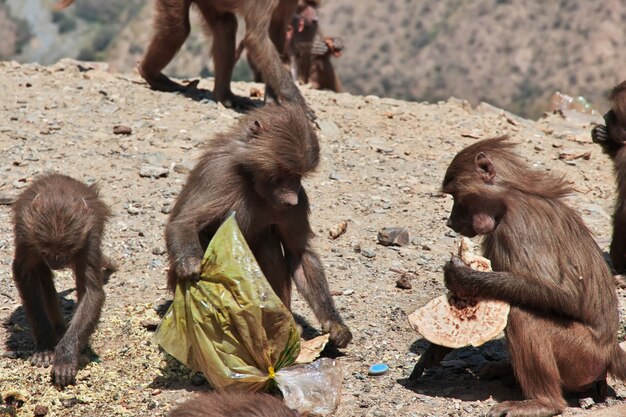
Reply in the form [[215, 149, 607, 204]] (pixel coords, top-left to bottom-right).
[[320, 0, 626, 117]]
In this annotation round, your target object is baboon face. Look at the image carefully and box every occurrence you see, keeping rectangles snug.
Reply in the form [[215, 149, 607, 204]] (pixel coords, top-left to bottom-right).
[[255, 174, 302, 210]]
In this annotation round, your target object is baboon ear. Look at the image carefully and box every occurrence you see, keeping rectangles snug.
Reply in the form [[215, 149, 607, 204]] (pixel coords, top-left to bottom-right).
[[31, 193, 43, 209], [475, 152, 496, 183], [247, 120, 267, 140]]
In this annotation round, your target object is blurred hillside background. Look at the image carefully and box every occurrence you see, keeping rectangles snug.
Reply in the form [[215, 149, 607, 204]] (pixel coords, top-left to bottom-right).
[[2, 0, 626, 118]]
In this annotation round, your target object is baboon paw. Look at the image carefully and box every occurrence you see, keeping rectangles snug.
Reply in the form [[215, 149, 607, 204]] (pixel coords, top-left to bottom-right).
[[103, 255, 118, 272], [327, 322, 352, 348], [30, 350, 54, 367], [176, 256, 202, 281], [591, 125, 608, 143], [52, 359, 78, 388]]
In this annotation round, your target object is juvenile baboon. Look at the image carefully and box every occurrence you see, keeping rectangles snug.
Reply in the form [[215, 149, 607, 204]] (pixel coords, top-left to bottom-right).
[[12, 174, 116, 387], [165, 103, 352, 348], [411, 137, 626, 417], [287, 1, 342, 92], [592, 81, 626, 274]]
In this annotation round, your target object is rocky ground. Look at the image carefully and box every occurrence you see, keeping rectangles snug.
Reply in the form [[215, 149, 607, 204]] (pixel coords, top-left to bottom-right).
[[0, 60, 625, 417]]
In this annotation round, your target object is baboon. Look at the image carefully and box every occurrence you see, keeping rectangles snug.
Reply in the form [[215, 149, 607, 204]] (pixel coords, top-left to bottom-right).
[[592, 81, 626, 274], [168, 392, 300, 417], [12, 174, 116, 387], [244, 0, 343, 92], [287, 1, 342, 92], [54, 0, 311, 116], [411, 137, 626, 417], [165, 103, 352, 348]]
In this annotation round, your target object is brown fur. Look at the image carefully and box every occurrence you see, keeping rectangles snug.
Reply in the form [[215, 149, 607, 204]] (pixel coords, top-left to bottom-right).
[[168, 392, 300, 417], [411, 137, 626, 417], [243, 1, 342, 92], [592, 81, 626, 273], [164, 103, 352, 348], [287, 1, 342, 92], [304, 37, 342, 92], [12, 173, 116, 387], [239, 0, 299, 82]]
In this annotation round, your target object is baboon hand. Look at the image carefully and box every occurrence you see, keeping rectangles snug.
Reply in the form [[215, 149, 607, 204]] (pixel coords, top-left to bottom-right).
[[175, 256, 202, 281], [591, 124, 608, 144], [324, 321, 352, 348], [443, 256, 474, 297], [52, 352, 77, 388]]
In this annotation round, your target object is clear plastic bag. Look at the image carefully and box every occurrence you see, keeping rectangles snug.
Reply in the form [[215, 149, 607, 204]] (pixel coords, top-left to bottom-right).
[[275, 358, 343, 415]]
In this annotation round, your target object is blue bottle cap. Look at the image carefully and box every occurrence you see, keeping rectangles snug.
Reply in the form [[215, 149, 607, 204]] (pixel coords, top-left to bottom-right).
[[368, 363, 389, 376]]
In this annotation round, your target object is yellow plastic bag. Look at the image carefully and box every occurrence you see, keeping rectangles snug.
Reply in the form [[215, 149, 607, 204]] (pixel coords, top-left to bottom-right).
[[153, 213, 301, 391]]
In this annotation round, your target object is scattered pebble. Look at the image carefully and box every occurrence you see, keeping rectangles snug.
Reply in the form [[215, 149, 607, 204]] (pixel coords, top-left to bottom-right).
[[377, 227, 410, 247], [34, 405, 49, 416], [113, 125, 132, 135], [139, 164, 169, 179], [395, 275, 412, 289]]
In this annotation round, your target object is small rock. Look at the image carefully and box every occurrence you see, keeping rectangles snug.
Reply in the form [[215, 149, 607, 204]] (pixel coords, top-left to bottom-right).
[[395, 276, 412, 289], [127, 205, 141, 215], [61, 398, 79, 408], [140, 319, 158, 332], [378, 227, 410, 247], [173, 162, 192, 174], [343, 289, 355, 296], [161, 204, 172, 214], [329, 172, 340, 180], [152, 247, 166, 256], [113, 125, 132, 135], [361, 248, 376, 258], [329, 221, 348, 239], [139, 164, 169, 179], [34, 405, 49, 416]]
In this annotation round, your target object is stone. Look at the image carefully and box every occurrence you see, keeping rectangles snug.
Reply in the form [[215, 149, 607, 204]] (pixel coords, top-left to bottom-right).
[[378, 227, 410, 247]]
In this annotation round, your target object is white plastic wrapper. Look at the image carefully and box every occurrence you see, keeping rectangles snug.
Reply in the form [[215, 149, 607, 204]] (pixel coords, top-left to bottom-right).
[[275, 358, 342, 415]]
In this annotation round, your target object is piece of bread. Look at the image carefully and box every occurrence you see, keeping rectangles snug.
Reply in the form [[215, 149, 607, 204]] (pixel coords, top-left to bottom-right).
[[407, 238, 510, 348]]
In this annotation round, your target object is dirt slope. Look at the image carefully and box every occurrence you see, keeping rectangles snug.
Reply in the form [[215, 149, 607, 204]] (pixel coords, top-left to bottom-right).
[[0, 60, 625, 416]]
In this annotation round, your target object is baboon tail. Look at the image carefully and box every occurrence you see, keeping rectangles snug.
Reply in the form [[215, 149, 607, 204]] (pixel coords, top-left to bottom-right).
[[609, 343, 626, 380]]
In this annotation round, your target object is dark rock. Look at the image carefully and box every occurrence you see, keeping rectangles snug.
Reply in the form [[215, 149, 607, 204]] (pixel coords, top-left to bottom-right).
[[378, 227, 410, 247], [34, 405, 49, 416], [395, 276, 412, 289]]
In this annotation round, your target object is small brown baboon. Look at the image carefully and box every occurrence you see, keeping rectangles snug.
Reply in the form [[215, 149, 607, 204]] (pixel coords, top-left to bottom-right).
[[165, 103, 352, 348], [287, 1, 342, 92], [168, 392, 300, 417], [592, 81, 626, 274], [12, 174, 116, 387], [411, 137, 626, 417], [54, 0, 310, 115]]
